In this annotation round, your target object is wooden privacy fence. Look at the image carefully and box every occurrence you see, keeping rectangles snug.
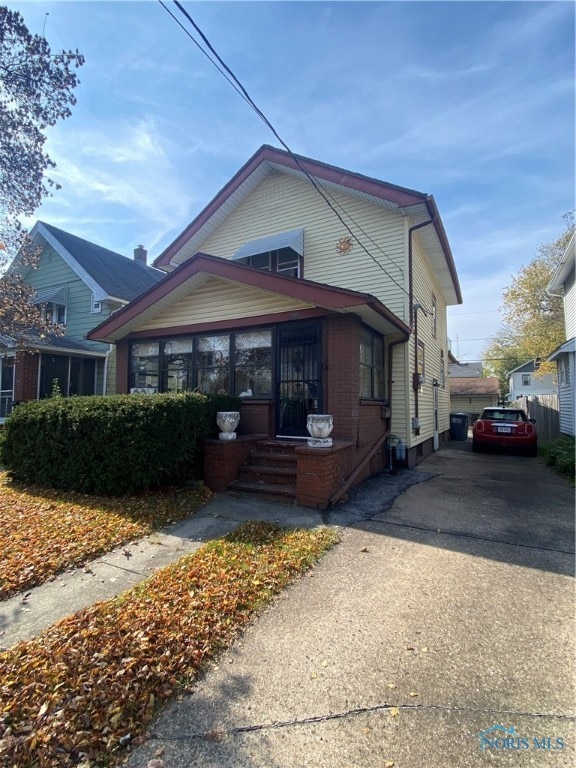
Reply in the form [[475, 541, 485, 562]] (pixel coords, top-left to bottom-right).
[[514, 395, 560, 444]]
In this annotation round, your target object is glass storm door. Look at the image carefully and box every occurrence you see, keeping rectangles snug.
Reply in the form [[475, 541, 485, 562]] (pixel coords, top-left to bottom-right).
[[276, 323, 321, 437]]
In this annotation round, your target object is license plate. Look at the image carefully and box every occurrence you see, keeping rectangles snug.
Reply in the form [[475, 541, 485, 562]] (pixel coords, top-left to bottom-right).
[[497, 427, 511, 434]]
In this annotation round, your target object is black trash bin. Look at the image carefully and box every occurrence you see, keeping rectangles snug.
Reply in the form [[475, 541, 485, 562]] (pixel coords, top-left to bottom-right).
[[449, 412, 469, 441]]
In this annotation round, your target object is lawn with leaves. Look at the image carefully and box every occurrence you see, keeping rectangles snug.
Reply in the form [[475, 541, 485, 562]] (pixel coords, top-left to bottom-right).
[[0, 473, 210, 600], [0, 521, 339, 767]]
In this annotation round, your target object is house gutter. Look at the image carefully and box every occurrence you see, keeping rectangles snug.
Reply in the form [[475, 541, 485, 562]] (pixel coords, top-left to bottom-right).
[[408, 209, 435, 433]]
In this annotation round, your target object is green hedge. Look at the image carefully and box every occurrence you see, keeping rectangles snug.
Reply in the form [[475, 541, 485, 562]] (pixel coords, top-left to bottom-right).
[[1, 392, 241, 495]]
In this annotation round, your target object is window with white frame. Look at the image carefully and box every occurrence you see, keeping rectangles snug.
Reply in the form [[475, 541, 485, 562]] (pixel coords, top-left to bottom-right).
[[558, 357, 569, 387], [236, 247, 301, 278], [91, 295, 102, 313], [521, 373, 531, 387]]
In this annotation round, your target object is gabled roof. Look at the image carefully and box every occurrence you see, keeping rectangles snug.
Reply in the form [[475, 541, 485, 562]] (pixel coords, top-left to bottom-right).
[[548, 232, 575, 293], [547, 337, 576, 361], [449, 361, 484, 378], [154, 145, 462, 305], [29, 222, 164, 303], [87, 252, 411, 343], [506, 360, 536, 376], [450, 377, 499, 396]]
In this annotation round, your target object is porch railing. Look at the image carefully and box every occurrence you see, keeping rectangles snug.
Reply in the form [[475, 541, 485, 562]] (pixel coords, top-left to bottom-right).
[[0, 392, 14, 419]]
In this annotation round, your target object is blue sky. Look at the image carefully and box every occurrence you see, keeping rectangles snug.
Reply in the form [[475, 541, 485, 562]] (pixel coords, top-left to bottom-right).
[[6, 0, 575, 361]]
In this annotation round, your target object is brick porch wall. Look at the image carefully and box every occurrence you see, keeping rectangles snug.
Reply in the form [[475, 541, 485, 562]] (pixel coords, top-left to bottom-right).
[[295, 439, 354, 508], [323, 314, 362, 443], [204, 435, 266, 491], [14, 352, 39, 403]]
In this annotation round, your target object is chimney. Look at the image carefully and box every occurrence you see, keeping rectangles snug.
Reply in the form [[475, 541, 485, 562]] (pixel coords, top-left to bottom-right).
[[133, 245, 147, 264]]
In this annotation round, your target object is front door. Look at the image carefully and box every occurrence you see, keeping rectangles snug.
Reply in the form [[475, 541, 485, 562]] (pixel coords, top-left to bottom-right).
[[276, 323, 321, 437]]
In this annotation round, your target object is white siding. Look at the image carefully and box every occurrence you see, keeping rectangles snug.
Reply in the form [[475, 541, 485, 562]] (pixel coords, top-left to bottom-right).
[[139, 277, 315, 331], [388, 338, 409, 443], [564, 267, 576, 339], [408, 231, 451, 447], [558, 353, 575, 436], [198, 171, 409, 321]]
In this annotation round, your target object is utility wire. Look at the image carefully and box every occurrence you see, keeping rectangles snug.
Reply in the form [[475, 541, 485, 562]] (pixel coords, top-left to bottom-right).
[[163, 0, 414, 300]]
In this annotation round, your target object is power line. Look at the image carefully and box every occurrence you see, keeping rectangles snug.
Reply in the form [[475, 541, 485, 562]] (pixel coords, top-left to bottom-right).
[[161, 0, 412, 299]]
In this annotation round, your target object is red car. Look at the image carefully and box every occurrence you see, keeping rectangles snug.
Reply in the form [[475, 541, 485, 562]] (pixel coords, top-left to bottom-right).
[[472, 407, 537, 456]]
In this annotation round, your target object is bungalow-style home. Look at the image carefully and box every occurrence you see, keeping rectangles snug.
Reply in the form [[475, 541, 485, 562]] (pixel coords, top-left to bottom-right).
[[449, 377, 500, 422], [506, 360, 557, 402], [88, 145, 462, 507], [547, 232, 575, 436], [0, 222, 163, 418]]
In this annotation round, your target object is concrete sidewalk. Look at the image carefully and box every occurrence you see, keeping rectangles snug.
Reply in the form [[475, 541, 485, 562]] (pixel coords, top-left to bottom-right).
[[0, 467, 430, 649], [123, 443, 575, 768]]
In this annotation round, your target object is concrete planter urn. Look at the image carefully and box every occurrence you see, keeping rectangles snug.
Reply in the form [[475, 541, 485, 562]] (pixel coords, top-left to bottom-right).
[[216, 411, 240, 441], [307, 414, 334, 448]]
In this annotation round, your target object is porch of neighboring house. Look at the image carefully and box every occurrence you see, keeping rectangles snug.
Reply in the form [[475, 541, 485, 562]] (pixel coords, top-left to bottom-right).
[[0, 343, 108, 422]]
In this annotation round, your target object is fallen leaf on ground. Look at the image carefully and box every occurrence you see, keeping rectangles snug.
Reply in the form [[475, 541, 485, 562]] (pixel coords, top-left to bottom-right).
[[0, 522, 339, 768]]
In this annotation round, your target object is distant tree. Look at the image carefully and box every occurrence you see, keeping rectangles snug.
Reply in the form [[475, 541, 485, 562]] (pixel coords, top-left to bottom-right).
[[0, 5, 84, 340], [483, 212, 575, 391], [482, 330, 527, 397]]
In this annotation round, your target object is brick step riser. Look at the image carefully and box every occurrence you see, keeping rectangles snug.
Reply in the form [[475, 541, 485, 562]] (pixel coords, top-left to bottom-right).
[[238, 467, 297, 486], [228, 479, 297, 506], [248, 453, 297, 470], [255, 440, 302, 456]]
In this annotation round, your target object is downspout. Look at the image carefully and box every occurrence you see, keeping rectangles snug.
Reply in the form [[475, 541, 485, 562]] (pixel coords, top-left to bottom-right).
[[408, 210, 435, 434]]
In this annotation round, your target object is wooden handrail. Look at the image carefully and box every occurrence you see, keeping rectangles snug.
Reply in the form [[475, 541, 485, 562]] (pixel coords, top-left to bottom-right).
[[329, 427, 390, 506]]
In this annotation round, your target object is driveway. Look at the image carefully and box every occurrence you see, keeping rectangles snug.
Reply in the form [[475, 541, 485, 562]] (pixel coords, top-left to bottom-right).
[[126, 441, 575, 767]]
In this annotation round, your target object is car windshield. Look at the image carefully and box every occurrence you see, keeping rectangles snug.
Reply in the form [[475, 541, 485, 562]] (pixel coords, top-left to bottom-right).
[[481, 409, 527, 422]]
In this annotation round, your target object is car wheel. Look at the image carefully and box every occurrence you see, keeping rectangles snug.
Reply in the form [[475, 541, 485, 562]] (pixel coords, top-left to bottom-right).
[[472, 440, 481, 453], [528, 444, 538, 457]]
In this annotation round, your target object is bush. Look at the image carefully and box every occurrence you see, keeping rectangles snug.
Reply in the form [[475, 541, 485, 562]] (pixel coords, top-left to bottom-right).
[[2, 392, 241, 495], [541, 435, 575, 481]]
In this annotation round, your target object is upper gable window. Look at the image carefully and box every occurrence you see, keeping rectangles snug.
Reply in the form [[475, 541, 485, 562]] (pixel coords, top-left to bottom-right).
[[34, 286, 67, 326], [91, 295, 102, 314], [237, 247, 301, 278], [232, 228, 304, 279]]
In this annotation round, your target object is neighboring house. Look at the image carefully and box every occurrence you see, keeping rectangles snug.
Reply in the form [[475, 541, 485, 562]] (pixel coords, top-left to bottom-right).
[[449, 377, 500, 421], [449, 361, 483, 378], [88, 145, 462, 506], [0, 222, 163, 418], [547, 232, 575, 436], [506, 360, 557, 402]]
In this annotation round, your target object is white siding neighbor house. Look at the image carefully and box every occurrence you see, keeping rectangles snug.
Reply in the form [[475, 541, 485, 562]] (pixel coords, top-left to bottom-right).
[[507, 360, 557, 402], [547, 232, 575, 436]]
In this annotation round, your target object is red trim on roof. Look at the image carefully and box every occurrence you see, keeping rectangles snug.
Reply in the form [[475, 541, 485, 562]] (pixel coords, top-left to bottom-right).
[[87, 252, 410, 342], [154, 145, 428, 268]]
